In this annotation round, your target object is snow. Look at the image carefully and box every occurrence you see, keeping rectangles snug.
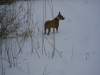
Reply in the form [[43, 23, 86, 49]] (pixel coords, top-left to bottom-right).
[[0, 0, 100, 75]]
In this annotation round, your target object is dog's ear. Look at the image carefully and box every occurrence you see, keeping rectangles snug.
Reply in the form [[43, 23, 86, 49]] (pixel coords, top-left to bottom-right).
[[59, 12, 61, 14]]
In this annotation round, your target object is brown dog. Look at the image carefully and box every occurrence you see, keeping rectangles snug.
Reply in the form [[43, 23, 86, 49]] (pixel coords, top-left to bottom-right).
[[44, 12, 65, 35]]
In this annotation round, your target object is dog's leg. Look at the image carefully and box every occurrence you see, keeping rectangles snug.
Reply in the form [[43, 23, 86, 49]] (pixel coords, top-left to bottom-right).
[[47, 28, 51, 35], [56, 26, 58, 33], [53, 28, 55, 33], [56, 27, 58, 33]]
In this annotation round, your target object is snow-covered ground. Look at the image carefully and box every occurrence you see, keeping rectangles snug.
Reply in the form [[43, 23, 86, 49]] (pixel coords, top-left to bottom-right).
[[1, 0, 100, 75]]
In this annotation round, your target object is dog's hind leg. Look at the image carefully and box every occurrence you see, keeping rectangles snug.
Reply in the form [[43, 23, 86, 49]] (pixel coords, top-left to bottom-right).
[[47, 28, 51, 35]]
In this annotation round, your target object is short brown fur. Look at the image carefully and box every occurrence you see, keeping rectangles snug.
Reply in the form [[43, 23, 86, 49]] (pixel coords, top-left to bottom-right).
[[44, 12, 65, 35]]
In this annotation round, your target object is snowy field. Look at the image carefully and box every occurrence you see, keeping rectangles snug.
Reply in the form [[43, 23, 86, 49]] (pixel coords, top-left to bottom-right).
[[0, 0, 100, 75]]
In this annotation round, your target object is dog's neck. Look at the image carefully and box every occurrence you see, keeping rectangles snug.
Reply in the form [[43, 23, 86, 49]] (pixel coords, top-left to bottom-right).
[[53, 16, 60, 21], [56, 16, 60, 20]]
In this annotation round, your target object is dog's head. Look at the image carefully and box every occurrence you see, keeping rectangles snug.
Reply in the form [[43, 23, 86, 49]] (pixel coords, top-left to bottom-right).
[[57, 12, 65, 20]]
